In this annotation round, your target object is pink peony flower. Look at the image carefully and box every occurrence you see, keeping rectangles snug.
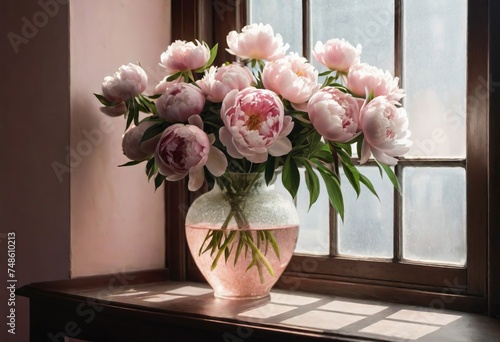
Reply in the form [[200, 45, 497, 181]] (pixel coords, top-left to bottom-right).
[[359, 96, 411, 165], [100, 102, 127, 117], [102, 63, 148, 102], [263, 53, 319, 108], [154, 76, 184, 95], [196, 64, 255, 103], [346, 63, 404, 103], [122, 121, 163, 161], [156, 83, 205, 122], [155, 116, 227, 191], [226, 23, 289, 61], [219, 87, 294, 163], [313, 39, 361, 73], [160, 40, 211, 74], [308, 87, 361, 142]]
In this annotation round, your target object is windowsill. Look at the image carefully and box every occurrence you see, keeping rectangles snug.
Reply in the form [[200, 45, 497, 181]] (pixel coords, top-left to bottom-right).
[[17, 269, 500, 341]]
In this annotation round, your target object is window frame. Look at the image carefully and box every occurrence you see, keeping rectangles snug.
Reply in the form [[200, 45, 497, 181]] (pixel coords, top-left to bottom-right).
[[166, 0, 499, 317]]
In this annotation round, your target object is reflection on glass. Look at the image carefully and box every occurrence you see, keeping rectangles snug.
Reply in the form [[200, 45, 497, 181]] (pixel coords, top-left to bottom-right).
[[402, 167, 466, 265], [249, 0, 303, 55], [273, 169, 330, 255], [338, 167, 394, 258], [311, 0, 394, 74], [403, 0, 467, 158]]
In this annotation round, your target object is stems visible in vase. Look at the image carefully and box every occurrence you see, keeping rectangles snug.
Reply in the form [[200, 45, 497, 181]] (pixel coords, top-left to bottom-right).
[[197, 172, 282, 283]]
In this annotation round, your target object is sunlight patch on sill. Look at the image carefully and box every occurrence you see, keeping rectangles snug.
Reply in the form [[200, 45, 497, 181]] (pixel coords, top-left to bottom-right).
[[142, 294, 186, 303], [386, 309, 462, 325], [108, 290, 150, 297], [164, 286, 213, 296], [239, 303, 298, 319], [270, 292, 322, 306], [281, 310, 366, 330], [360, 320, 440, 340], [318, 300, 388, 315]]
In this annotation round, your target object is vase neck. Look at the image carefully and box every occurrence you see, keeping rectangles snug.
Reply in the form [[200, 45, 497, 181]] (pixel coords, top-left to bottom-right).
[[215, 172, 266, 195]]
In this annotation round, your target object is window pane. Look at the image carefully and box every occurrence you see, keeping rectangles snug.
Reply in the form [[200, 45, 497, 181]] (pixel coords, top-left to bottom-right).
[[249, 0, 303, 55], [311, 0, 394, 74], [338, 167, 394, 258], [403, 0, 467, 158], [402, 167, 466, 266], [274, 169, 330, 255]]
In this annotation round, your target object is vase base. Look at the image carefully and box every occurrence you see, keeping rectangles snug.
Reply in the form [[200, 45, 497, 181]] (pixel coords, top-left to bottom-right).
[[214, 293, 270, 300]]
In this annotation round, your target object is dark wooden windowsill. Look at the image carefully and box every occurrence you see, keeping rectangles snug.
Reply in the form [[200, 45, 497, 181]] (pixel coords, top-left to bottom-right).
[[17, 270, 500, 342]]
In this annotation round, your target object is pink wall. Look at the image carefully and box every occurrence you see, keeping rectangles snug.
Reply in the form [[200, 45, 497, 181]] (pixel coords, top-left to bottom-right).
[[0, 0, 170, 340], [69, 0, 169, 277], [0, 1, 71, 341]]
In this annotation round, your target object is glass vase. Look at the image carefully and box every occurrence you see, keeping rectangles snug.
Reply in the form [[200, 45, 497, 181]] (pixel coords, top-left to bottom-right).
[[185, 172, 300, 300]]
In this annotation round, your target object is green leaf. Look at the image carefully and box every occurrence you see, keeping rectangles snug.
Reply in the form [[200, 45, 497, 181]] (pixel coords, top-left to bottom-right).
[[199, 230, 214, 256], [166, 72, 182, 82], [132, 100, 139, 126], [94, 93, 114, 106], [342, 163, 361, 197], [333, 142, 352, 157], [309, 131, 323, 152], [145, 158, 156, 178], [185, 69, 195, 82], [359, 173, 379, 200], [244, 234, 275, 276], [211, 230, 237, 271], [125, 104, 134, 130], [118, 160, 145, 167], [233, 234, 245, 266], [357, 138, 364, 163], [138, 94, 158, 115], [335, 147, 355, 167], [300, 159, 320, 209], [318, 70, 334, 77], [207, 43, 218, 68], [154, 173, 166, 190], [315, 162, 344, 220], [312, 149, 334, 163], [321, 75, 336, 88], [265, 231, 280, 259], [282, 155, 300, 199], [141, 122, 169, 143], [264, 156, 276, 185], [377, 161, 401, 193]]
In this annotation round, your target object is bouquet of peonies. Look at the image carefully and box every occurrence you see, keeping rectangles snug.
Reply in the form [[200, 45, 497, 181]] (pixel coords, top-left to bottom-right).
[[95, 23, 411, 273]]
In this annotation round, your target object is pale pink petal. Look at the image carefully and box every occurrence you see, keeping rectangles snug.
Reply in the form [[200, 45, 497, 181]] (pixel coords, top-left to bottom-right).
[[166, 173, 187, 181], [246, 151, 268, 163], [268, 137, 292, 157], [188, 114, 204, 129], [219, 127, 243, 158], [360, 139, 372, 164], [280, 116, 295, 137], [206, 147, 227, 176], [188, 169, 205, 191], [100, 103, 127, 117], [372, 147, 398, 166]]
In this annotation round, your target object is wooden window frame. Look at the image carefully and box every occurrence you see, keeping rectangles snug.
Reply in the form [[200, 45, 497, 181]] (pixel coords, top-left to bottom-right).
[[166, 0, 500, 317]]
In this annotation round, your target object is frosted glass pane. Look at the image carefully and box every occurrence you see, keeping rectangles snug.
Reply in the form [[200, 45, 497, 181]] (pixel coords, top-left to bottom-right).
[[249, 0, 303, 55], [338, 167, 394, 258], [311, 0, 394, 74], [274, 169, 330, 255], [402, 167, 466, 265], [403, 0, 467, 158]]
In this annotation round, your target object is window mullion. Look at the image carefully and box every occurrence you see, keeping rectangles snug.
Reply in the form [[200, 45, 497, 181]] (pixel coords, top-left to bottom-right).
[[393, 0, 403, 263], [302, 0, 311, 60]]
